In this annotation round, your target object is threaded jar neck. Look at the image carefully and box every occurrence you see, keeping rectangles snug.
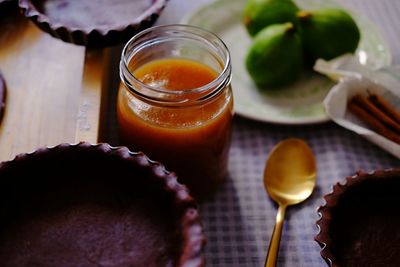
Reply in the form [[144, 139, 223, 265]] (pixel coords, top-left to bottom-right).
[[120, 24, 232, 107]]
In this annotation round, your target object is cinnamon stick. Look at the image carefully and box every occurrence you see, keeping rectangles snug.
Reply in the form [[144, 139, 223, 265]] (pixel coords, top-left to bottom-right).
[[351, 94, 400, 133], [348, 97, 400, 144], [368, 93, 400, 125]]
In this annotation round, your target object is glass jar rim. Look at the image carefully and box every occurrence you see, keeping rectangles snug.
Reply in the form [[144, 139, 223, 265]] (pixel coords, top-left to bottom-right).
[[119, 24, 231, 103]]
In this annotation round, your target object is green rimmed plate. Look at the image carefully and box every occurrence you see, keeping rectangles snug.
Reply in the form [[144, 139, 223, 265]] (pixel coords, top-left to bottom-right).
[[183, 0, 391, 124]]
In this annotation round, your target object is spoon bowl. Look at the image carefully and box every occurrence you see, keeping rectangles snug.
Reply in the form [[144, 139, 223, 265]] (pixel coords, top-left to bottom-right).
[[264, 138, 317, 267]]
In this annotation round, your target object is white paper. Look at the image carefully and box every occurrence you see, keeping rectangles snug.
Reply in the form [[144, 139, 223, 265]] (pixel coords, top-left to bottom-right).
[[314, 55, 400, 159]]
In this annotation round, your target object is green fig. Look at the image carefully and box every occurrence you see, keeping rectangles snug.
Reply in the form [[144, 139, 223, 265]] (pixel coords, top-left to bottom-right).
[[243, 0, 300, 37], [298, 8, 360, 63], [246, 22, 303, 88]]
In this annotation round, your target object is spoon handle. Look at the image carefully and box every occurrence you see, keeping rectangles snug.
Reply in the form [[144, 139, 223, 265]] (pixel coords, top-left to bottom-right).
[[265, 204, 286, 267]]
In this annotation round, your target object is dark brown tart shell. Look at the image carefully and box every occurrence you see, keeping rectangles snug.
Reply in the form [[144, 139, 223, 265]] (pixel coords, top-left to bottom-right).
[[18, 0, 168, 47], [0, 142, 206, 267], [0, 71, 6, 124], [315, 169, 400, 267], [0, 0, 15, 7]]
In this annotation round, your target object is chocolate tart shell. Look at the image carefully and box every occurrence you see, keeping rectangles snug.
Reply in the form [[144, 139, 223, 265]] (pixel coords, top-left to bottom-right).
[[0, 71, 6, 124], [18, 0, 168, 47], [0, 142, 206, 267], [0, 0, 15, 6], [315, 169, 400, 267]]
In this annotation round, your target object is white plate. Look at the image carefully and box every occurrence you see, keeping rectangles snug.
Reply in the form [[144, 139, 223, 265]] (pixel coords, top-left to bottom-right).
[[183, 0, 392, 124]]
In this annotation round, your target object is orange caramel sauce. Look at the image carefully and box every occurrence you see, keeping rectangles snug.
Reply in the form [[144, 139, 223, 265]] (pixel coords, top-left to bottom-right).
[[134, 58, 217, 91], [117, 58, 233, 199]]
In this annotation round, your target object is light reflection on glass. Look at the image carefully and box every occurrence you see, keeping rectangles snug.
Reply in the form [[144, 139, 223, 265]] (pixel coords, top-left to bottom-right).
[[358, 50, 368, 65]]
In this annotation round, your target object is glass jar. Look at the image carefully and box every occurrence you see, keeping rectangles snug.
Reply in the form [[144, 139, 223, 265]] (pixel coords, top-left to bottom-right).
[[117, 24, 233, 199]]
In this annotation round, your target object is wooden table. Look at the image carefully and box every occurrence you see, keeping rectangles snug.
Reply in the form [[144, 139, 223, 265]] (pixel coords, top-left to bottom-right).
[[0, 7, 112, 161]]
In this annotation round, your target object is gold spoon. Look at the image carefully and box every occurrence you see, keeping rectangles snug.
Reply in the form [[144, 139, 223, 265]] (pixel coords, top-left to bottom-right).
[[264, 138, 317, 267]]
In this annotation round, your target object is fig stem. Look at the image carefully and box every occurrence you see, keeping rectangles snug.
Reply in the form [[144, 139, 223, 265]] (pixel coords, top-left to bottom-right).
[[297, 10, 312, 20], [284, 22, 296, 34]]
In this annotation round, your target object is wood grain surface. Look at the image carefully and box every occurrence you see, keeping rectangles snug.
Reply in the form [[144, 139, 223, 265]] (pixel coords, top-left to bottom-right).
[[0, 8, 110, 161]]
